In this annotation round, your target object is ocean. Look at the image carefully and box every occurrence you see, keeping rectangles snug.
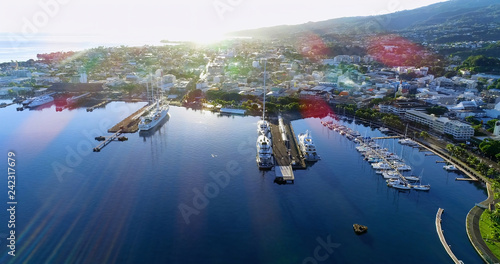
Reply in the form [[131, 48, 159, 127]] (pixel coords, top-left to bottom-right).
[[0, 101, 487, 263]]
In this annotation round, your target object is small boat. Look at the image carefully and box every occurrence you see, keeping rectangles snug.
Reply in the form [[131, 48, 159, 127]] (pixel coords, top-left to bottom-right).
[[443, 164, 458, 171], [95, 136, 106, 141], [404, 176, 420, 182], [117, 136, 128, 141]]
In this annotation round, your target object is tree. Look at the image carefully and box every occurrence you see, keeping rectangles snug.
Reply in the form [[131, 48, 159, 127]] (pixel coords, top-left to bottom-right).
[[479, 139, 500, 160], [420, 131, 429, 139]]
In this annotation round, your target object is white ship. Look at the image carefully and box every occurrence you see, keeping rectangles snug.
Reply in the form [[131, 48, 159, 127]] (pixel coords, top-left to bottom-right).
[[28, 95, 54, 108], [139, 75, 169, 131], [257, 119, 270, 136], [67, 92, 90, 104], [298, 130, 321, 161], [256, 134, 274, 169]]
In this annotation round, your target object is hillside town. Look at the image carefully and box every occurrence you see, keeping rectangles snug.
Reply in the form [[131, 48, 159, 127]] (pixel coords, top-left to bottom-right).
[[1, 39, 500, 145]]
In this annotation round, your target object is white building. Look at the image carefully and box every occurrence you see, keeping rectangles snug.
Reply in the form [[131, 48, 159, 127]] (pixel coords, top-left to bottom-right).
[[405, 110, 474, 140]]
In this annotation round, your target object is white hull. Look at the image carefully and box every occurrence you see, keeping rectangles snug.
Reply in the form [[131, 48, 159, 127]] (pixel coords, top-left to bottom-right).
[[28, 95, 54, 108], [256, 134, 273, 169], [139, 105, 169, 131], [298, 130, 320, 161]]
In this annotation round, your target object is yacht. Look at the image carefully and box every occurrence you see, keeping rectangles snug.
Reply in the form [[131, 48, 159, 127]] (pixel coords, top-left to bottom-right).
[[28, 95, 54, 108], [411, 183, 431, 191], [256, 134, 274, 169], [298, 130, 321, 161], [372, 162, 391, 170], [443, 164, 458, 171], [388, 179, 411, 190]]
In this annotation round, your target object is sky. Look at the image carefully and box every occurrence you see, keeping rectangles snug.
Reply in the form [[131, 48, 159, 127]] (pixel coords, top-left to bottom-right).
[[0, 0, 449, 44]]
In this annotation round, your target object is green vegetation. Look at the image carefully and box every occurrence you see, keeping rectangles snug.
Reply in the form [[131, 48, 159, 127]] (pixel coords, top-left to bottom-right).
[[480, 210, 500, 259], [488, 79, 500, 90], [479, 139, 500, 161], [446, 144, 500, 179], [460, 55, 500, 74], [426, 105, 448, 116]]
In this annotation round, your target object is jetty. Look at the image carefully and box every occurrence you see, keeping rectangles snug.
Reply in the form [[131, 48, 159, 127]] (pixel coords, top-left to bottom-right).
[[436, 208, 464, 264], [86, 100, 111, 112], [93, 129, 124, 152], [108, 103, 155, 133], [371, 135, 402, 140]]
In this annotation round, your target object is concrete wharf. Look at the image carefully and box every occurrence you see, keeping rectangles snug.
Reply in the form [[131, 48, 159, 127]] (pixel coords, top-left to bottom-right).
[[269, 118, 305, 183], [108, 103, 155, 133], [436, 208, 464, 264]]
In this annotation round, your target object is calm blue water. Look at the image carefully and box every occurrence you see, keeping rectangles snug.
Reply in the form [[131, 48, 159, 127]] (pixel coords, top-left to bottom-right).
[[0, 102, 487, 263]]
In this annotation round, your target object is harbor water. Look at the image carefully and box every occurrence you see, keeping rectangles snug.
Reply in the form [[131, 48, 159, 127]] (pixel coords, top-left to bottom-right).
[[0, 101, 487, 263]]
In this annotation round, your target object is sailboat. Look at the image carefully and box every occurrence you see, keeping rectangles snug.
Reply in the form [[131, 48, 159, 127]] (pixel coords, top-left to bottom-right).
[[410, 169, 430, 191], [138, 74, 169, 131]]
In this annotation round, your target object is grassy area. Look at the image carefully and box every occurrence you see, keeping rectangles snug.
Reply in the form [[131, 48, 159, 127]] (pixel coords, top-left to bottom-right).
[[479, 210, 500, 259]]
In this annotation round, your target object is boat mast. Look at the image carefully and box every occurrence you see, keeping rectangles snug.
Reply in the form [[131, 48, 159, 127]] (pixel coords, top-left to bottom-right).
[[262, 59, 266, 121]]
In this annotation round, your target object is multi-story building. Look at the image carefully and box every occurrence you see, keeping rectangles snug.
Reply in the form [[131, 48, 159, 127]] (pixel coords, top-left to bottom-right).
[[405, 110, 474, 141]]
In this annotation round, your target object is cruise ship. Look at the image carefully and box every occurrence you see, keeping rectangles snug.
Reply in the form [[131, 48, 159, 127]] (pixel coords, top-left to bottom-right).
[[298, 130, 321, 161], [28, 95, 54, 108], [256, 134, 274, 169]]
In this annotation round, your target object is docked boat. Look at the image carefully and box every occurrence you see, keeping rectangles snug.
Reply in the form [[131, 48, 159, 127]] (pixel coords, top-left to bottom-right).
[[139, 99, 169, 131], [22, 97, 34, 106], [411, 183, 431, 191], [66, 92, 90, 105], [257, 120, 271, 136], [443, 164, 458, 171], [256, 134, 274, 169], [378, 127, 390, 132], [139, 77, 169, 131], [388, 179, 411, 190], [298, 130, 321, 161], [372, 162, 391, 170], [27, 95, 54, 108]]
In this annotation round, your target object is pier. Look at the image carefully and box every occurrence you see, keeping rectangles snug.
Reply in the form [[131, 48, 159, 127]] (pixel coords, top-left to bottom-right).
[[93, 129, 123, 152], [371, 135, 402, 140], [86, 100, 110, 112], [270, 118, 305, 183], [436, 208, 464, 264], [108, 103, 154, 133]]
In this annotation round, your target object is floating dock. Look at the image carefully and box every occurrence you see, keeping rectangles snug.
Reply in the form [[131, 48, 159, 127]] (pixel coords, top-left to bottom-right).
[[93, 129, 124, 152], [108, 103, 154, 133], [435, 208, 464, 264]]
